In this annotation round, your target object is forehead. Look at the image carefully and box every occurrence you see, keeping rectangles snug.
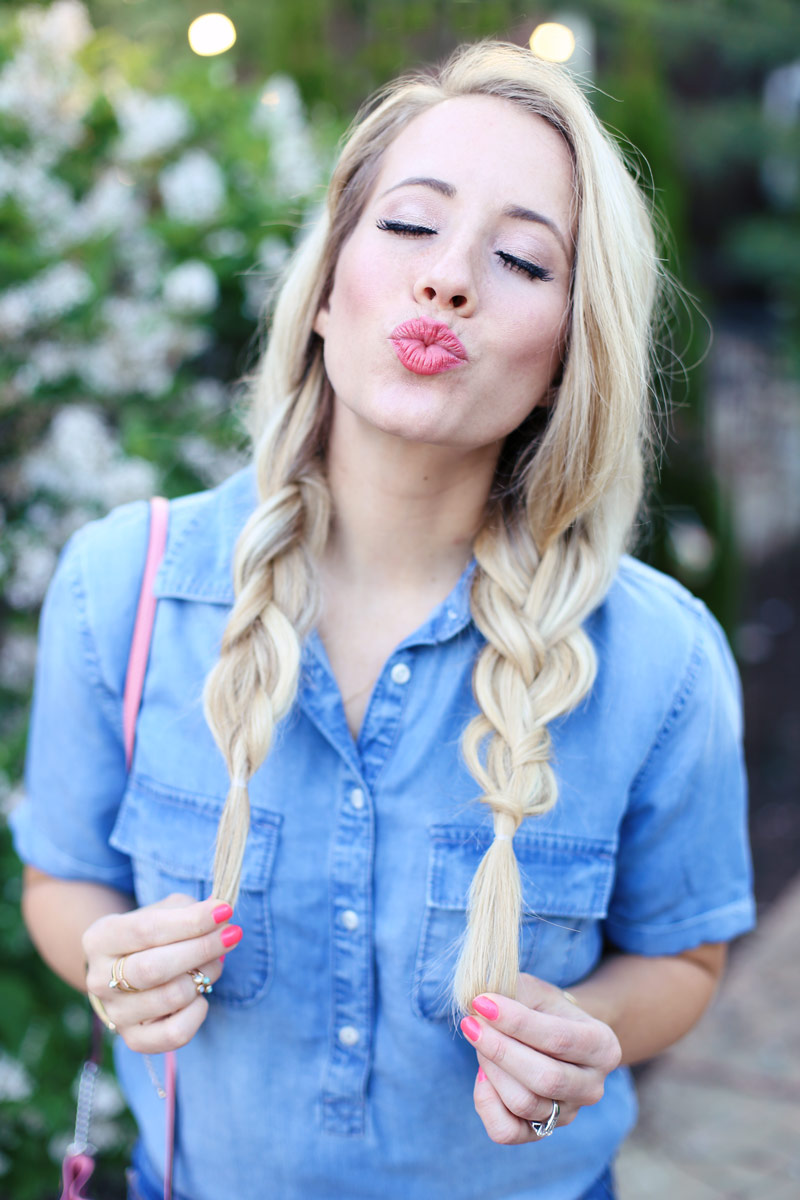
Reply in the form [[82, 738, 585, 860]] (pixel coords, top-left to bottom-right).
[[372, 94, 574, 229]]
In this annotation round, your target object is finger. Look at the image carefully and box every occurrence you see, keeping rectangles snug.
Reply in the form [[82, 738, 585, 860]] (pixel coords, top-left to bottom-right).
[[109, 955, 226, 1024], [85, 895, 234, 958], [121, 995, 210, 1055], [462, 1015, 597, 1108], [473, 1061, 552, 1145], [470, 992, 619, 1072], [96, 921, 242, 996], [477, 1054, 579, 1127]]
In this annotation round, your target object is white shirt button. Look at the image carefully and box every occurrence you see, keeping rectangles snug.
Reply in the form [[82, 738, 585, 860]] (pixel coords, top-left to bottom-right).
[[349, 787, 365, 810], [390, 662, 411, 685], [338, 1025, 360, 1047], [340, 909, 359, 931]]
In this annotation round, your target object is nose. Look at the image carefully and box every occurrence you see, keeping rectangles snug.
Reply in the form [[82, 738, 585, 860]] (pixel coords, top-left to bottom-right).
[[412, 246, 477, 317]]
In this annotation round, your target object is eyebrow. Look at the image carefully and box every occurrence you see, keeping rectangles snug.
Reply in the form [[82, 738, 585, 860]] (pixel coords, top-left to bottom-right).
[[380, 176, 570, 258]]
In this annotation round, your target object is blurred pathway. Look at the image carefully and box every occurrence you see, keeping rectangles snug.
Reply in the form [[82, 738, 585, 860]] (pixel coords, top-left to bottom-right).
[[616, 874, 800, 1198]]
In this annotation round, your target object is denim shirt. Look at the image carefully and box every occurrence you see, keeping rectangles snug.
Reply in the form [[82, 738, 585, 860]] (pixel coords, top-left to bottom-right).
[[12, 467, 755, 1200]]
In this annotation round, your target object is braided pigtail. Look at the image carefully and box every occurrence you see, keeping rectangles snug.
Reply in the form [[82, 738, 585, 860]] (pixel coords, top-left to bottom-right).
[[454, 513, 609, 1013], [203, 222, 333, 904]]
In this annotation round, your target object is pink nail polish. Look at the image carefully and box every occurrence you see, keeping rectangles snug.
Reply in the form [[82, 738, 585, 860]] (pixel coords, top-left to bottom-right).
[[477, 1066, 487, 1083], [461, 1016, 481, 1043], [221, 924, 243, 948], [473, 996, 499, 1020], [213, 903, 233, 924], [219, 956, 226, 964]]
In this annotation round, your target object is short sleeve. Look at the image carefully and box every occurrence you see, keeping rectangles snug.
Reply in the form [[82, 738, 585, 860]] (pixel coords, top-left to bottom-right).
[[604, 600, 756, 955], [9, 521, 141, 891]]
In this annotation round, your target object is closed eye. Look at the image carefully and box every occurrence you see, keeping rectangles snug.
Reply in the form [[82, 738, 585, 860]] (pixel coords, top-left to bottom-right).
[[496, 251, 553, 282], [376, 218, 436, 236]]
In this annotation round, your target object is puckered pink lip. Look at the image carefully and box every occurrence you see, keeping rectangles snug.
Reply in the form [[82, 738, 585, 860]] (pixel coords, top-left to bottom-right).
[[389, 317, 468, 376]]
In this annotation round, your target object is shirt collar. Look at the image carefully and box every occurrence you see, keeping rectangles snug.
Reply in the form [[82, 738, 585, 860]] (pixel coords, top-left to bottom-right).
[[154, 466, 257, 604], [154, 465, 476, 645]]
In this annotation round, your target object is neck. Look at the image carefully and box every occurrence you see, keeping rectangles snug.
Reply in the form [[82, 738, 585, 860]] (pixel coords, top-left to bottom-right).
[[322, 403, 499, 590]]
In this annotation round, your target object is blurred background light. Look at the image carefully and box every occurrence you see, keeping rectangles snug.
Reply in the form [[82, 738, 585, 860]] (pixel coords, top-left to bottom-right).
[[188, 13, 236, 57], [529, 21, 576, 63]]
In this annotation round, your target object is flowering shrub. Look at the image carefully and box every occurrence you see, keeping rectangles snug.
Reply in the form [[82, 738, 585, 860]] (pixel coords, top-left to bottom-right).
[[0, 2, 335, 1193]]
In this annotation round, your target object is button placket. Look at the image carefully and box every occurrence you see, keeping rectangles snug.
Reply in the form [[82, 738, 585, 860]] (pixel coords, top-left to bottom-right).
[[321, 777, 374, 1136]]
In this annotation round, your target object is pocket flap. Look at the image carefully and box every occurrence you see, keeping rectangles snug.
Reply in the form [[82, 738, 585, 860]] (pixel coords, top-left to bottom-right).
[[426, 825, 616, 919], [110, 773, 282, 891]]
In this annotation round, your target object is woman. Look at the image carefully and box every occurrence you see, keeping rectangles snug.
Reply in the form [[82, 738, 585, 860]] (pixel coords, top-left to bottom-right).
[[14, 41, 754, 1200]]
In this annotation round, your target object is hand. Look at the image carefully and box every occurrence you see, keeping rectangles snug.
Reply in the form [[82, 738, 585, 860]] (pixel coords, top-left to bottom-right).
[[461, 972, 621, 1144], [83, 893, 243, 1054]]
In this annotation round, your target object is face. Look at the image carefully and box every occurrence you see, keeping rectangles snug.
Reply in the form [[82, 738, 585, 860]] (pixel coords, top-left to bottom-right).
[[314, 94, 575, 451]]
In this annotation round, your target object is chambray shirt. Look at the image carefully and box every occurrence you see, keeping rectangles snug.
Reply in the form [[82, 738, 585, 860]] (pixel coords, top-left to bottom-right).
[[12, 467, 755, 1200]]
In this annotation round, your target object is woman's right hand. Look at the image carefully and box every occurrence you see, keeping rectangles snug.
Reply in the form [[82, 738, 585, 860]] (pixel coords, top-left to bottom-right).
[[82, 893, 242, 1053]]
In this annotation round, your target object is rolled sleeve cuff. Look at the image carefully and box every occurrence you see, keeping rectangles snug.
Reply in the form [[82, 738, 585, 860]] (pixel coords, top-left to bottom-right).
[[604, 896, 757, 956], [9, 801, 135, 892]]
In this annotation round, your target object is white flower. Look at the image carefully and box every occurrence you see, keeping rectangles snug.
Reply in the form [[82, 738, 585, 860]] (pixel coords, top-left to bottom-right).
[[204, 228, 247, 258], [252, 74, 320, 198], [13, 340, 75, 395], [113, 89, 192, 162], [163, 260, 219, 314], [179, 434, 246, 486], [185, 377, 229, 414], [159, 150, 226, 224], [115, 229, 166, 297], [2, 156, 76, 247], [0, 262, 93, 339], [0, 2, 94, 151], [76, 296, 210, 397], [18, 0, 93, 59], [0, 632, 38, 691], [0, 1053, 33, 1103], [6, 535, 57, 609], [19, 405, 157, 508], [98, 459, 158, 509], [53, 169, 145, 249]]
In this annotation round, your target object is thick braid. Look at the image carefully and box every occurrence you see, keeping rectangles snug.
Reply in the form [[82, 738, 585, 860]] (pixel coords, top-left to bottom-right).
[[454, 513, 612, 1014], [204, 359, 331, 905]]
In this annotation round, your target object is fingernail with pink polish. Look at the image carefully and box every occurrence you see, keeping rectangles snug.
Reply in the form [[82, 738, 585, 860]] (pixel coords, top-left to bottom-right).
[[219, 955, 226, 964], [477, 1066, 487, 1083], [221, 924, 243, 948], [473, 996, 499, 1020], [213, 903, 233, 924], [461, 1016, 481, 1043]]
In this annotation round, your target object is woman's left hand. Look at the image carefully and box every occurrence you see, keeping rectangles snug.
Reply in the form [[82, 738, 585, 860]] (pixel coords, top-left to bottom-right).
[[461, 972, 621, 1144]]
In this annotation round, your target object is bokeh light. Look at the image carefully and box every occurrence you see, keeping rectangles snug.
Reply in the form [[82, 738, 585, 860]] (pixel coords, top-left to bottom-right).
[[188, 13, 237, 57], [529, 22, 576, 63]]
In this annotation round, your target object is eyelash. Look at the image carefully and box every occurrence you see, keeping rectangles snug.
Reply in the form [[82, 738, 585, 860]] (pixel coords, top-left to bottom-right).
[[375, 218, 554, 283]]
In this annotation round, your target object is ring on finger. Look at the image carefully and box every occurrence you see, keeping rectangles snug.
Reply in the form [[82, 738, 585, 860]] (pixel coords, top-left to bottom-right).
[[188, 968, 213, 996], [108, 954, 141, 993], [530, 1099, 560, 1138]]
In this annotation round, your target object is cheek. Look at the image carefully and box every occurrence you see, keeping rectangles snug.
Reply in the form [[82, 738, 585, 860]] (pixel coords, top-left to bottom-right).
[[329, 238, 389, 322]]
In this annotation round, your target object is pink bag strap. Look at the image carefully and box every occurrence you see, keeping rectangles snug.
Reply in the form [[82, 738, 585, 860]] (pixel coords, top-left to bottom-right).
[[63, 496, 176, 1200], [122, 497, 175, 1200], [123, 495, 169, 768]]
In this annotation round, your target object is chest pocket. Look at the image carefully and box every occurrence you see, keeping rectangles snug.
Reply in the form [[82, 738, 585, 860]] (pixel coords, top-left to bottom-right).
[[412, 825, 616, 1021], [110, 774, 282, 1008]]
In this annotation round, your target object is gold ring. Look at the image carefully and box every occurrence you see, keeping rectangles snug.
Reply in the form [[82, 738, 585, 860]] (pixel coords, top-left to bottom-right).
[[188, 968, 213, 996], [108, 954, 141, 993]]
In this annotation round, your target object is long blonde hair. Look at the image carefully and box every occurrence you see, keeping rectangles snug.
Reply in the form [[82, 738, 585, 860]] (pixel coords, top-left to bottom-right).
[[204, 41, 661, 1014]]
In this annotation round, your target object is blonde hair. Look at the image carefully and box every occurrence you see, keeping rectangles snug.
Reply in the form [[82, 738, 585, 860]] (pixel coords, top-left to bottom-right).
[[204, 41, 662, 1014]]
